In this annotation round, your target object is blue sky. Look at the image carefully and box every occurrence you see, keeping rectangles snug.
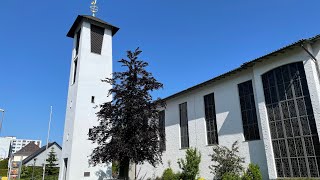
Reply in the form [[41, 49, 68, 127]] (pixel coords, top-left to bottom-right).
[[0, 0, 320, 145]]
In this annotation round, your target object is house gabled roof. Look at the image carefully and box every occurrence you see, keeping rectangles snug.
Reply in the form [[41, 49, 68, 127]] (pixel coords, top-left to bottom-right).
[[14, 142, 40, 156], [22, 142, 62, 165], [163, 34, 320, 101]]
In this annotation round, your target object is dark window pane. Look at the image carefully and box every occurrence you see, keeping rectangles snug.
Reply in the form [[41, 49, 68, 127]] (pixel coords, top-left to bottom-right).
[[238, 80, 260, 141], [159, 111, 166, 151], [291, 158, 300, 177], [204, 93, 218, 145], [75, 30, 81, 55], [91, 24, 104, 54], [180, 102, 189, 148]]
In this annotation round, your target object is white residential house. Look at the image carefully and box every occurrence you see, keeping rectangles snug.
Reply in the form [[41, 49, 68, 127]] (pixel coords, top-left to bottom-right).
[[59, 15, 119, 180], [13, 142, 40, 162], [22, 142, 62, 167], [137, 36, 320, 179]]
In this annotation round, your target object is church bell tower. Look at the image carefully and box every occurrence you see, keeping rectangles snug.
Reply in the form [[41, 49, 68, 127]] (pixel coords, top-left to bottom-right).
[[59, 13, 119, 180]]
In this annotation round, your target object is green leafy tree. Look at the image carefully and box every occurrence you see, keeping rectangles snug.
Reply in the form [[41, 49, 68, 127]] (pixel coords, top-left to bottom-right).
[[45, 147, 58, 175], [178, 148, 201, 180], [209, 141, 244, 179], [89, 48, 165, 179]]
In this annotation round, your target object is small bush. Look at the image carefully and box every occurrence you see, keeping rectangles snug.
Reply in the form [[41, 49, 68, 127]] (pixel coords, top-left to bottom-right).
[[209, 141, 244, 179], [162, 168, 180, 180], [243, 163, 262, 180], [222, 172, 241, 180], [178, 147, 201, 180], [0, 159, 8, 169]]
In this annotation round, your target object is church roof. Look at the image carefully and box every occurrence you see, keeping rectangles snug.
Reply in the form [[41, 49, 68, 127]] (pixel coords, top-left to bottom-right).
[[22, 142, 61, 165], [67, 15, 120, 38], [14, 142, 40, 156], [164, 34, 320, 101]]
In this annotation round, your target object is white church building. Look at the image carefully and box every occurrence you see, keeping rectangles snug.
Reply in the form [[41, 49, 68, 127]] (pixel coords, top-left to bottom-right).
[[137, 36, 320, 179], [60, 13, 320, 180]]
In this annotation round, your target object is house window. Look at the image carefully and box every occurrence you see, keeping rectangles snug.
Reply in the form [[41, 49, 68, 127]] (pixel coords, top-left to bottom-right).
[[179, 102, 189, 148], [91, 25, 104, 54], [159, 110, 166, 151], [238, 80, 260, 141], [204, 93, 219, 145], [75, 29, 81, 55], [73, 57, 78, 84]]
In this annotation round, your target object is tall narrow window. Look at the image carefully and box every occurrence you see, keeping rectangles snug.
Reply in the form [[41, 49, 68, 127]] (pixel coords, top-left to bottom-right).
[[91, 25, 104, 54], [262, 62, 320, 178], [179, 102, 189, 148], [204, 93, 219, 145], [238, 80, 260, 141], [75, 30, 81, 55], [159, 110, 166, 151], [73, 58, 78, 84]]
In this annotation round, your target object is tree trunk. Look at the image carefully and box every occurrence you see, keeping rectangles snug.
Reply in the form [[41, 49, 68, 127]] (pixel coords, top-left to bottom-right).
[[119, 158, 130, 180]]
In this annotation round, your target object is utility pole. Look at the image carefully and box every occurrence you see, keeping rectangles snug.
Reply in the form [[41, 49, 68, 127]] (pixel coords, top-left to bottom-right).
[[32, 158, 37, 180], [0, 109, 5, 135], [42, 106, 53, 180]]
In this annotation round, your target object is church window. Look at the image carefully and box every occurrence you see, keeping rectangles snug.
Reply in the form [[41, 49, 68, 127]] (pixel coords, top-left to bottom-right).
[[179, 102, 189, 148], [204, 93, 219, 145], [159, 110, 166, 151], [238, 80, 260, 141]]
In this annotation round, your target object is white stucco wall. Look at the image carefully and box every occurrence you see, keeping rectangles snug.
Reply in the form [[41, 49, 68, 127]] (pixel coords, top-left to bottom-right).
[[59, 19, 113, 180], [137, 41, 320, 180], [24, 144, 62, 167]]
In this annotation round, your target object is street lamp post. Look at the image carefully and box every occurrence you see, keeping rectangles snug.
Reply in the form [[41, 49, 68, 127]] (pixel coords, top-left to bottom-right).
[[0, 109, 5, 135]]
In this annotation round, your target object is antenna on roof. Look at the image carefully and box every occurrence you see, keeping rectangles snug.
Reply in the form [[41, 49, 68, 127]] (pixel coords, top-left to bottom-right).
[[90, 0, 98, 17]]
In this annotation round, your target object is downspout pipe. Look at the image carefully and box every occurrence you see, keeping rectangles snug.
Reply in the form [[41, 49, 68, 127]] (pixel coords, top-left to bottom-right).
[[301, 42, 320, 81]]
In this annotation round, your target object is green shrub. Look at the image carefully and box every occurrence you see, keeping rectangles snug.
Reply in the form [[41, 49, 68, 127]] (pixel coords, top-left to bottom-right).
[[243, 163, 262, 180], [209, 141, 244, 179], [20, 166, 59, 179], [0, 159, 8, 169], [178, 147, 201, 180], [162, 168, 180, 180], [0, 169, 7, 176], [222, 172, 241, 180]]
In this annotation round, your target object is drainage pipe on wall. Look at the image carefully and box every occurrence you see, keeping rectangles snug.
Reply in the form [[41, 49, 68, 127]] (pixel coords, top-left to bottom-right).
[[300, 42, 320, 83]]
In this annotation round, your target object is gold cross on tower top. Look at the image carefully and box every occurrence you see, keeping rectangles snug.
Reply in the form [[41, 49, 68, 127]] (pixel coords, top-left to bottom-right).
[[90, 0, 98, 17]]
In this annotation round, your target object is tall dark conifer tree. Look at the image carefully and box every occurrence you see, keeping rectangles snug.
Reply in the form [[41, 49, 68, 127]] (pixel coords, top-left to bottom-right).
[[89, 48, 165, 179]]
